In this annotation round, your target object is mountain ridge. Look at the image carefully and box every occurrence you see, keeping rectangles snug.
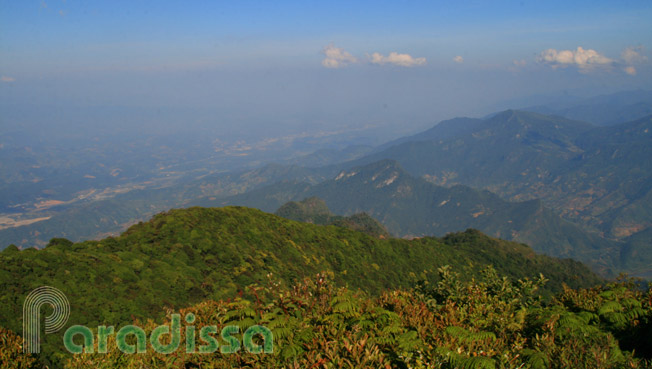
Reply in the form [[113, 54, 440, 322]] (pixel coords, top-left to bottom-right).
[[195, 159, 621, 275]]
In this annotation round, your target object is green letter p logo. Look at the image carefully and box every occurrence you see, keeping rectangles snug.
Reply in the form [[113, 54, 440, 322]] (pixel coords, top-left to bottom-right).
[[23, 286, 70, 354]]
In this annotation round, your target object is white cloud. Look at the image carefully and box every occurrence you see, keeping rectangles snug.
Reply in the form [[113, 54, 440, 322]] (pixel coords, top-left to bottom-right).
[[538, 46, 612, 71], [321, 44, 357, 69], [1, 76, 15, 83], [369, 52, 426, 67], [321, 45, 427, 69], [624, 66, 637, 76], [453, 55, 464, 63], [621, 46, 647, 64], [536, 45, 647, 76]]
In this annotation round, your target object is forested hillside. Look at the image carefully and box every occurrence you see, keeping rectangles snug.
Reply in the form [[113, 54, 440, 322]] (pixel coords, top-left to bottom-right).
[[0, 206, 602, 367]]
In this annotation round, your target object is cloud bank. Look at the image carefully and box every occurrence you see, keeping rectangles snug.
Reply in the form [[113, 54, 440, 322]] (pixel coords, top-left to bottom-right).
[[321, 44, 357, 69], [537, 45, 647, 75], [369, 52, 426, 67], [321, 45, 427, 68], [538, 47, 613, 71]]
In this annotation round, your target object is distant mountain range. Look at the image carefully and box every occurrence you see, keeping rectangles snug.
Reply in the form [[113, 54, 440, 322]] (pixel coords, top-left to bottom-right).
[[2, 105, 651, 278], [523, 90, 652, 126], [347, 111, 652, 237]]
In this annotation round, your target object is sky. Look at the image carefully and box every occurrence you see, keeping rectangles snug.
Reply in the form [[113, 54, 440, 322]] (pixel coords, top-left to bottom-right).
[[1, 0, 652, 138]]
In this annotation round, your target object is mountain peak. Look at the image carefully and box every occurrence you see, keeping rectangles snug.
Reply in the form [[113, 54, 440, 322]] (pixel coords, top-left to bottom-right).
[[493, 109, 543, 122], [275, 197, 390, 238], [275, 197, 332, 221], [480, 109, 595, 142]]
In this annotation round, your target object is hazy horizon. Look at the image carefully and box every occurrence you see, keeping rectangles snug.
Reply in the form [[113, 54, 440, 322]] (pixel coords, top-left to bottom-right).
[[2, 0, 652, 143]]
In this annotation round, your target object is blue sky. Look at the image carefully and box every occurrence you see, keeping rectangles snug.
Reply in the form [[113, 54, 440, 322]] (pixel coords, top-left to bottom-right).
[[2, 1, 651, 68], [1, 0, 652, 136]]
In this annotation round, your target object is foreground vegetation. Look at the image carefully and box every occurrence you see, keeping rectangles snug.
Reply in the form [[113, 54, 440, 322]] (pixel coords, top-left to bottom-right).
[[3, 268, 650, 369]]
